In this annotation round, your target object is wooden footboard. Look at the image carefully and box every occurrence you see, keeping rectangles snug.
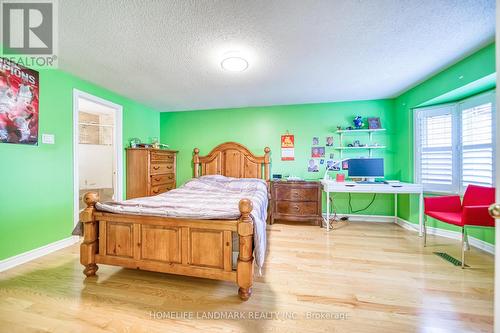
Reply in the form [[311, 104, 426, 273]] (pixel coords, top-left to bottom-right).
[[80, 192, 255, 300]]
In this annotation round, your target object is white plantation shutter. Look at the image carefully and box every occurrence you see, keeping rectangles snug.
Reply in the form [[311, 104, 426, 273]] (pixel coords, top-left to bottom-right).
[[414, 91, 495, 193], [460, 99, 494, 190], [415, 105, 456, 192]]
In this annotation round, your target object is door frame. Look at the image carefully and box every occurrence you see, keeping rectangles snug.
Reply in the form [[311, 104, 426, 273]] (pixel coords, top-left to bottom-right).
[[72, 89, 123, 226]]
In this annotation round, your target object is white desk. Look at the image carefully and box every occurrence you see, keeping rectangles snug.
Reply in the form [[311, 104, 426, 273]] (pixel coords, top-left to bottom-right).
[[320, 180, 424, 235]]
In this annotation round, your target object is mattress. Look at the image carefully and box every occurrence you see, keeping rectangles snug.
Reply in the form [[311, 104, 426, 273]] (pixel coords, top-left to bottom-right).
[[96, 175, 268, 272]]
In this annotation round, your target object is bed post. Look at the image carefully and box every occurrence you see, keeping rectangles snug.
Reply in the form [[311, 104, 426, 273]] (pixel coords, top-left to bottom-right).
[[80, 192, 99, 277], [237, 198, 254, 300], [193, 148, 200, 178], [264, 147, 271, 182]]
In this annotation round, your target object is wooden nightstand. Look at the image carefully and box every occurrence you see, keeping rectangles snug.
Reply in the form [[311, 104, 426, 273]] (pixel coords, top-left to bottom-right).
[[270, 180, 322, 225]]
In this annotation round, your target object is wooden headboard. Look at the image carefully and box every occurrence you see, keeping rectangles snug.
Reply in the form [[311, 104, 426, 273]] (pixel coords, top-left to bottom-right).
[[193, 142, 271, 181]]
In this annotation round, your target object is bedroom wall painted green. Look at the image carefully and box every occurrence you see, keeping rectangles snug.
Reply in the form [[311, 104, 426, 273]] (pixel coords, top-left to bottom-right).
[[160, 99, 397, 216], [394, 43, 496, 244], [0, 70, 160, 260], [1, 43, 495, 262]]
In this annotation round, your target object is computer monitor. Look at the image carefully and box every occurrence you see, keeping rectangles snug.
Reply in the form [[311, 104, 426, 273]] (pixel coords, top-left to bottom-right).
[[347, 158, 384, 182]]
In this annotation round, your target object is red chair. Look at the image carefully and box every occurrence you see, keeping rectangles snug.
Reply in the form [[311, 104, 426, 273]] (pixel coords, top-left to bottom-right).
[[423, 185, 495, 268]]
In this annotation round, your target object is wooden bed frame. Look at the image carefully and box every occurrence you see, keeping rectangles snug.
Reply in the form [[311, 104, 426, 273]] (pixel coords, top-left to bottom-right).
[[80, 142, 271, 300]]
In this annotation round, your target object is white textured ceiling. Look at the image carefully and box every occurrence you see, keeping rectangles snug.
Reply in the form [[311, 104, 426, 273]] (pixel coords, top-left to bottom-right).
[[59, 0, 495, 112]]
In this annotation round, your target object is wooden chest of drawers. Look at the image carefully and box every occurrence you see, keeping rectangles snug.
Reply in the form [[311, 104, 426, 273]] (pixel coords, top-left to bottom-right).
[[270, 180, 322, 225], [126, 148, 178, 199]]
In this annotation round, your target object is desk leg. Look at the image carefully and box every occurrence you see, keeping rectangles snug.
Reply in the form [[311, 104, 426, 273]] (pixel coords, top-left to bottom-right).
[[326, 191, 330, 231], [418, 192, 424, 237], [394, 193, 398, 224]]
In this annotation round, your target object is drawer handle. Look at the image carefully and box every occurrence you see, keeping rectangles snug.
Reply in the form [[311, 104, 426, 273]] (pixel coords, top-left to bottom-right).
[[291, 191, 300, 197], [153, 165, 160, 170], [293, 205, 300, 210], [154, 177, 161, 181], [167, 165, 172, 169], [152, 189, 159, 194], [168, 175, 173, 179]]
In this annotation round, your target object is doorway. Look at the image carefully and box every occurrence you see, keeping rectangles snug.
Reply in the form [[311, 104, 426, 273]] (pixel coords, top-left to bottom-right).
[[73, 90, 123, 225]]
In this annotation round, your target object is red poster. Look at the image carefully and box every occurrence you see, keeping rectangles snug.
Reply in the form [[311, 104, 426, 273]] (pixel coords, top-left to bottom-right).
[[281, 134, 295, 161], [0, 57, 39, 145]]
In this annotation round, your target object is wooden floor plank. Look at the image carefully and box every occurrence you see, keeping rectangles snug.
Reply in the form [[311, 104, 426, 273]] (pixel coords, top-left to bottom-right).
[[0, 222, 493, 332]]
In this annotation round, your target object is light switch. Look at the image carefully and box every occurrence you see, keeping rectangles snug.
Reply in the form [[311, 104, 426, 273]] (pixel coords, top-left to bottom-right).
[[42, 133, 55, 144]]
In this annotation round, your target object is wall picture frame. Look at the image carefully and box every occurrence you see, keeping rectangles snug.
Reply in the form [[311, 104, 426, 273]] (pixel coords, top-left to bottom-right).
[[368, 117, 382, 129], [0, 57, 39, 145]]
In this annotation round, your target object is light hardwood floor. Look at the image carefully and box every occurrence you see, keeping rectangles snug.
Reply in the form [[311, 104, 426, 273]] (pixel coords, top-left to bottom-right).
[[0, 222, 494, 333]]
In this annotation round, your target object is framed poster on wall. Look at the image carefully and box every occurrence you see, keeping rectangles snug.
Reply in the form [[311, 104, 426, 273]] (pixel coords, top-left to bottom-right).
[[0, 57, 39, 145], [281, 133, 295, 161]]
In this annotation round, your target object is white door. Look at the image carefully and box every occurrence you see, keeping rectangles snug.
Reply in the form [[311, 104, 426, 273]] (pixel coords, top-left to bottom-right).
[[73, 90, 123, 224]]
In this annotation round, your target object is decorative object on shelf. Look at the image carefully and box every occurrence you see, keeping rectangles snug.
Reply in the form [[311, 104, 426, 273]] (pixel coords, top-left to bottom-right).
[[353, 116, 364, 129], [137, 143, 152, 148], [151, 137, 160, 149], [353, 140, 361, 147], [326, 136, 334, 146], [347, 143, 354, 147], [320, 159, 324, 165], [312, 137, 319, 145], [368, 117, 382, 129], [342, 160, 349, 170], [346, 126, 353, 131], [158, 143, 170, 149], [281, 132, 295, 161], [311, 146, 325, 157], [329, 153, 335, 159], [130, 137, 141, 148], [308, 159, 319, 172], [336, 126, 342, 131], [336, 173, 345, 182]]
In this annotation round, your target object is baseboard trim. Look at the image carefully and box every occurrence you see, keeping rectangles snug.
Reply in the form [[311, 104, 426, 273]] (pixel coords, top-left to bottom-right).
[[323, 213, 396, 223], [394, 217, 419, 231], [0, 236, 80, 272], [324, 213, 494, 255]]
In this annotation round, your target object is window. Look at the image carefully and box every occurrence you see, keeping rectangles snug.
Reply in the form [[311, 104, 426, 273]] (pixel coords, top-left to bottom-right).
[[414, 91, 495, 193]]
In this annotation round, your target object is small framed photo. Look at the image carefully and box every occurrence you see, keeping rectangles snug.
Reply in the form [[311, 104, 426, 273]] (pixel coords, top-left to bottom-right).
[[311, 147, 325, 158], [326, 136, 334, 146], [342, 160, 349, 170], [320, 159, 324, 165], [368, 117, 382, 129], [308, 159, 319, 172], [327, 160, 340, 171], [329, 153, 335, 159], [312, 137, 319, 145]]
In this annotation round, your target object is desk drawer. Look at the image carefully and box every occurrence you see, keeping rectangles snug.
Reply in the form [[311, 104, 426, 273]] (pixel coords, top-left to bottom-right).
[[150, 182, 175, 195], [150, 163, 174, 175], [275, 187, 318, 201], [275, 201, 318, 216], [151, 173, 175, 186]]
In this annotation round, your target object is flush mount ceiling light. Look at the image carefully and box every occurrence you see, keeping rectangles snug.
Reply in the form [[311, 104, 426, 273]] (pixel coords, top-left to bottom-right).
[[221, 56, 249, 72]]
